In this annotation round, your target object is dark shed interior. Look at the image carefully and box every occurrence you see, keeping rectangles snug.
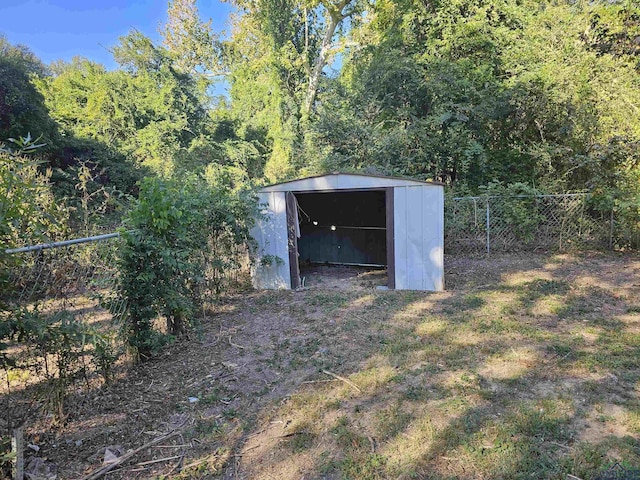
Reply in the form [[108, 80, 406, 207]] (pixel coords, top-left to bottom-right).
[[295, 190, 387, 266]]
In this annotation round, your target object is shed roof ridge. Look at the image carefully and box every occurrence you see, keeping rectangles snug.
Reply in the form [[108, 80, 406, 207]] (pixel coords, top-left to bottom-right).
[[261, 172, 444, 190]]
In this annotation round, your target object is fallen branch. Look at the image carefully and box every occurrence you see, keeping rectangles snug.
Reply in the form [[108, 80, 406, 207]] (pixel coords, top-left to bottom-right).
[[301, 379, 339, 385], [229, 336, 245, 349], [181, 456, 213, 470], [272, 431, 305, 439], [166, 433, 186, 475], [368, 436, 376, 453], [322, 370, 362, 393], [233, 444, 261, 457], [548, 441, 572, 450], [166, 452, 184, 475], [81, 430, 180, 480], [136, 455, 182, 467]]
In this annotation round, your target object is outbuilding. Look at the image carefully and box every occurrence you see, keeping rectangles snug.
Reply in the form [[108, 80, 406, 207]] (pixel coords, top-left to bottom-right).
[[251, 173, 444, 291]]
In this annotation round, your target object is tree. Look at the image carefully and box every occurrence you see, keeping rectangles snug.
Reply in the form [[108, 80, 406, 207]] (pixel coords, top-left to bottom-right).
[[38, 32, 208, 177], [160, 0, 220, 76], [0, 35, 58, 146], [308, 0, 640, 194], [225, 0, 363, 181]]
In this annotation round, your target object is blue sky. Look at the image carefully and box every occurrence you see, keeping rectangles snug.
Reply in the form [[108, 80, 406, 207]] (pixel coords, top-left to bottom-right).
[[0, 0, 233, 69]]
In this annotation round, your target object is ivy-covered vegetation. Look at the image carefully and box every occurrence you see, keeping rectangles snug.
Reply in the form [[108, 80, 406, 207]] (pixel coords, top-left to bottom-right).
[[1, 0, 638, 203]]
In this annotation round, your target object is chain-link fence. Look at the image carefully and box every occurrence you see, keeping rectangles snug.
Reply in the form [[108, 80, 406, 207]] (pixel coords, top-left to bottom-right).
[[2, 230, 250, 452], [2, 233, 126, 414], [445, 193, 616, 254], [8, 233, 126, 326]]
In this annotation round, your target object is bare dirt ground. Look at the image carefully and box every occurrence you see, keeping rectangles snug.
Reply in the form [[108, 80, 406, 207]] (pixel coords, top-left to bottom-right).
[[299, 265, 387, 289], [5, 252, 640, 479]]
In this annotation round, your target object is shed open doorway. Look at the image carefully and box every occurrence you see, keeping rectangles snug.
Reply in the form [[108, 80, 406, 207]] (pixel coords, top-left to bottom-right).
[[288, 189, 394, 289]]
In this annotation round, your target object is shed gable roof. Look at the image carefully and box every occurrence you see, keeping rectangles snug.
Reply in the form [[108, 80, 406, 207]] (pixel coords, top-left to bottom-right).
[[259, 173, 443, 192]]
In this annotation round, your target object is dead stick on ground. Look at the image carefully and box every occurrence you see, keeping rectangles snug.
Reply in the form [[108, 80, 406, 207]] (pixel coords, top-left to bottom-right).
[[166, 452, 184, 476], [81, 430, 180, 480], [181, 457, 212, 470], [229, 336, 245, 349], [135, 455, 181, 467], [322, 370, 362, 393], [166, 433, 186, 475]]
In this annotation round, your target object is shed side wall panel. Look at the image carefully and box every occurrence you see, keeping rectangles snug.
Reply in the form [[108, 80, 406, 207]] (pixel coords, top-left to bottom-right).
[[393, 186, 444, 291], [251, 191, 291, 289]]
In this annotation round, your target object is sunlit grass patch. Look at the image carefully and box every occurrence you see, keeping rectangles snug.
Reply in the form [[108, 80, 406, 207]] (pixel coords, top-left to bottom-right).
[[350, 363, 399, 395], [381, 414, 435, 475], [478, 346, 539, 380], [626, 409, 640, 434], [175, 448, 230, 477], [415, 318, 448, 337]]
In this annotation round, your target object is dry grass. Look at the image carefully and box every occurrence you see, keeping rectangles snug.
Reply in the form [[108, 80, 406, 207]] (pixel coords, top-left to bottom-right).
[[6, 252, 640, 479]]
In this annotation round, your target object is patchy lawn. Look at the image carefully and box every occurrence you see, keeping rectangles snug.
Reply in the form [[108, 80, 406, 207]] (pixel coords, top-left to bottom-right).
[[10, 252, 640, 479]]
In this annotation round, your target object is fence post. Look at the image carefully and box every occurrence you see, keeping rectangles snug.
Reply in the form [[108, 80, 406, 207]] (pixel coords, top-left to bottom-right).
[[609, 208, 614, 250], [12, 426, 24, 480], [486, 199, 491, 254]]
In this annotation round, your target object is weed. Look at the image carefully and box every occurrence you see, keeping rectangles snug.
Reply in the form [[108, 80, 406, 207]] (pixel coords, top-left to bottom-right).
[[284, 431, 316, 452], [375, 403, 412, 440]]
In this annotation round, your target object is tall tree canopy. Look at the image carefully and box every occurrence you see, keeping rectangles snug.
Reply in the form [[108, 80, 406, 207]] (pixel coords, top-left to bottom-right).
[[0, 35, 57, 146], [307, 0, 640, 195], [225, 0, 363, 181], [1, 0, 638, 217], [160, 0, 221, 75]]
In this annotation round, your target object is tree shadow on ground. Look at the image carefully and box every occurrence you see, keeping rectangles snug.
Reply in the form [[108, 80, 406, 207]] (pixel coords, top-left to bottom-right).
[[4, 252, 640, 479]]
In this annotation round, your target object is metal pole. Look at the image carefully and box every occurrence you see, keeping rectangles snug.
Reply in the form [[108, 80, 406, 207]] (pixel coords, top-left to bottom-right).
[[609, 208, 614, 250], [486, 199, 490, 254], [5, 232, 123, 254], [12, 426, 23, 480]]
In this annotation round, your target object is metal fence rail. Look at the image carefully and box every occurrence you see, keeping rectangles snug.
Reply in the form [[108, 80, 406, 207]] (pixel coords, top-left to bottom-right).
[[445, 193, 613, 254]]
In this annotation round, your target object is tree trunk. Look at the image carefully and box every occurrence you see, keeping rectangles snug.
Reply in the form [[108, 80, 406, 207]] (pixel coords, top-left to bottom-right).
[[303, 0, 349, 118]]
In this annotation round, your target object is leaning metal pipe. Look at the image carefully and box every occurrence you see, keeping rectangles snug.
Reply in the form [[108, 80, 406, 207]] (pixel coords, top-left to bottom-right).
[[5, 232, 123, 254]]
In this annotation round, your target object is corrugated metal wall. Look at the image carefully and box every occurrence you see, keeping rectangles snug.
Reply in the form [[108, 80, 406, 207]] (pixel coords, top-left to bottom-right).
[[393, 186, 444, 291], [251, 191, 291, 289]]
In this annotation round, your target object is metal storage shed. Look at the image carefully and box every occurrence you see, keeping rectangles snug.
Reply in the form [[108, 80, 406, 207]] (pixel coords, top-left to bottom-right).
[[251, 173, 445, 291]]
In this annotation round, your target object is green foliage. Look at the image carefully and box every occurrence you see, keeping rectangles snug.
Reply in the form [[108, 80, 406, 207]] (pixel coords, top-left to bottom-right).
[[0, 36, 58, 147], [310, 0, 640, 200], [260, 254, 285, 267], [225, 0, 362, 182], [160, 0, 220, 75], [0, 138, 66, 300], [2, 306, 119, 421], [37, 47, 206, 178], [480, 181, 544, 243], [117, 176, 258, 360], [3, 0, 640, 248]]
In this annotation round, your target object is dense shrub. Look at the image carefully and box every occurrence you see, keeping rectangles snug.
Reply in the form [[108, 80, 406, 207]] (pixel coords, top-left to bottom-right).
[[117, 175, 258, 360]]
